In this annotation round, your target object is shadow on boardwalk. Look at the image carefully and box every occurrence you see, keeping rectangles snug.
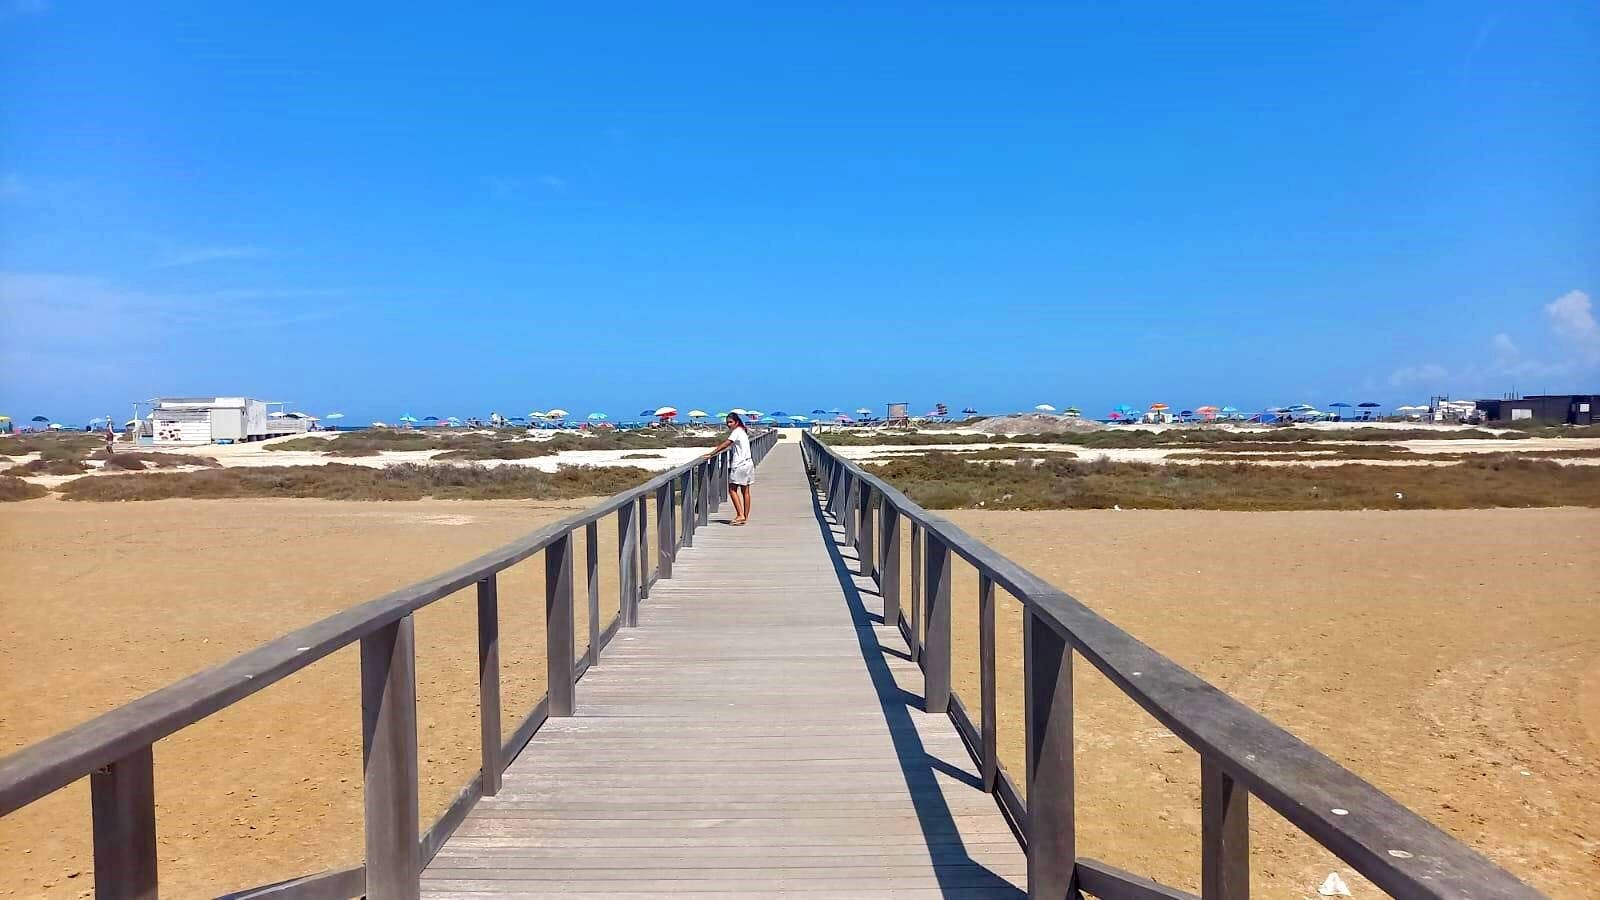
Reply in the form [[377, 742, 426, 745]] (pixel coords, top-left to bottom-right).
[[808, 487, 1025, 898]]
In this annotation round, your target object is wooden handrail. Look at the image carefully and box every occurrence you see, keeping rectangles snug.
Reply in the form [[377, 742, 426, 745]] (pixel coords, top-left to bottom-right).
[[0, 429, 777, 898], [802, 432, 1538, 900]]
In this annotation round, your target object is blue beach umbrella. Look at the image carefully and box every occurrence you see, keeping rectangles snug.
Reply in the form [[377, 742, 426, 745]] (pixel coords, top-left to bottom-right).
[[423, 416, 439, 421], [587, 412, 609, 421], [1358, 402, 1381, 409], [1329, 402, 1352, 408], [639, 409, 654, 416], [768, 410, 788, 418], [810, 408, 827, 414]]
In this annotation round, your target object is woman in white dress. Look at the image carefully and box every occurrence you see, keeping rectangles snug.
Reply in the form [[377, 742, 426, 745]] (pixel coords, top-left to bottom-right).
[[706, 412, 754, 525]]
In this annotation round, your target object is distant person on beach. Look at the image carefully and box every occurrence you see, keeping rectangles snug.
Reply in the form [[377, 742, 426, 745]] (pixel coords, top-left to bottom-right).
[[706, 412, 754, 525], [103, 420, 116, 454]]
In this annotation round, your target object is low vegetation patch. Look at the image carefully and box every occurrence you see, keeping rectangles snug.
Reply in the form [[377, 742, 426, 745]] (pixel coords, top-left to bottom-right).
[[0, 476, 49, 501], [92, 450, 221, 468], [3, 457, 90, 476], [0, 433, 103, 459], [56, 462, 654, 501], [863, 451, 1600, 511], [621, 452, 665, 459]]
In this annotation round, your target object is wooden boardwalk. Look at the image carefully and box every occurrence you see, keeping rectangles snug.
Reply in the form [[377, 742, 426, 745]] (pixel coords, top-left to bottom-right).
[[421, 442, 1027, 898]]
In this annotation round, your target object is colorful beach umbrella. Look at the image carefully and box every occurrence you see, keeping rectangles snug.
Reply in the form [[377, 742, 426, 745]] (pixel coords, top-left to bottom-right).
[[1149, 402, 1169, 411], [1113, 404, 1135, 414], [654, 406, 678, 417], [788, 414, 811, 422], [688, 409, 708, 419]]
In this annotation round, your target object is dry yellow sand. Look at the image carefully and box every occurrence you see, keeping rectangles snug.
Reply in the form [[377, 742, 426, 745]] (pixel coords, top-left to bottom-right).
[[2, 499, 1595, 897]]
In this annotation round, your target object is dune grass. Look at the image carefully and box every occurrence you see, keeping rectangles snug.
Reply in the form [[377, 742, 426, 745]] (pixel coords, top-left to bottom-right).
[[0, 476, 49, 501], [862, 451, 1600, 511], [56, 462, 655, 501]]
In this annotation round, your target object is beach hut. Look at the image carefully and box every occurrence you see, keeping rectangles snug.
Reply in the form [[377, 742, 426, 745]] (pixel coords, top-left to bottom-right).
[[149, 397, 282, 444]]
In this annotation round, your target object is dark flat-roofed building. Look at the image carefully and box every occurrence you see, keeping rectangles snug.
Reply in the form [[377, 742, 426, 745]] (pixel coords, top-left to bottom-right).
[[1476, 394, 1596, 425]]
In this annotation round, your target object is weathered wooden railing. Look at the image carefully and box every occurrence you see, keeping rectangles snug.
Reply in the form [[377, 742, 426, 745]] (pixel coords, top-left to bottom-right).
[[0, 429, 777, 900], [802, 432, 1538, 900]]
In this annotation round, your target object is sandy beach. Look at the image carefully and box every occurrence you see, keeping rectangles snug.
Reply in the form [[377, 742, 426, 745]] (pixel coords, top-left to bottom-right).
[[2, 496, 1596, 896]]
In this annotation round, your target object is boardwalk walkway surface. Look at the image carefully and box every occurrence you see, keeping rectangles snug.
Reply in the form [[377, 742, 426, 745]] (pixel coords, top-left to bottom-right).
[[421, 442, 1026, 898]]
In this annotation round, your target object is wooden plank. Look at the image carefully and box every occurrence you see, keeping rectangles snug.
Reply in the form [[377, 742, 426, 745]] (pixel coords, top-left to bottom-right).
[[219, 864, 367, 900], [89, 744, 158, 900], [1075, 857, 1199, 900], [360, 616, 421, 900]]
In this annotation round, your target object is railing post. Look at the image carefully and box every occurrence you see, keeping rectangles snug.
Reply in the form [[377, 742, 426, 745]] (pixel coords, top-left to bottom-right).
[[843, 474, 858, 547], [638, 495, 651, 598], [923, 533, 951, 714], [828, 463, 844, 517], [680, 471, 694, 548], [360, 616, 421, 900], [978, 573, 997, 792], [546, 533, 575, 717], [858, 487, 875, 578], [476, 576, 502, 797], [698, 463, 710, 526], [1024, 610, 1074, 899], [656, 483, 673, 579], [909, 524, 922, 662], [1203, 760, 1250, 900], [585, 521, 600, 664], [90, 745, 158, 900], [880, 505, 901, 629], [619, 501, 639, 627]]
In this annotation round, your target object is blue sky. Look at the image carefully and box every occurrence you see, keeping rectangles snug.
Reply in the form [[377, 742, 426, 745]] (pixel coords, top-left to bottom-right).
[[2, 1, 1596, 424]]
